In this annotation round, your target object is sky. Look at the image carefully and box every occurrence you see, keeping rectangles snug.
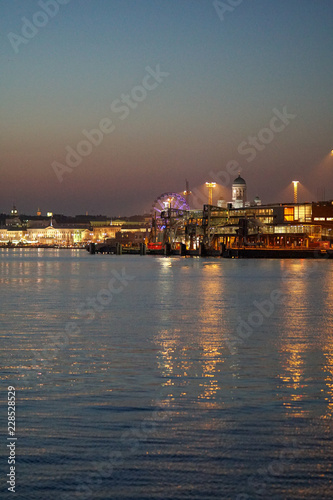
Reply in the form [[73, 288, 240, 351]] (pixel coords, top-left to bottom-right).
[[1, 0, 333, 216]]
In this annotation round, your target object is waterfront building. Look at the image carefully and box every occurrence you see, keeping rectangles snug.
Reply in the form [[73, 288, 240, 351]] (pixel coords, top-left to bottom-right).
[[199, 200, 333, 250], [0, 213, 146, 247], [1, 177, 332, 251], [92, 225, 120, 243], [2, 228, 25, 244], [26, 225, 92, 246], [149, 173, 333, 252]]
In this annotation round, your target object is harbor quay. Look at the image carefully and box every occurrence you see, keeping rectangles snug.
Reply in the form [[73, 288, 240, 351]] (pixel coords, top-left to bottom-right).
[[1, 175, 333, 258]]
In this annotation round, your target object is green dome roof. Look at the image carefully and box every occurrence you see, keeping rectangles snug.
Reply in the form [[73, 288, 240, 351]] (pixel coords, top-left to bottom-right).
[[233, 174, 246, 185]]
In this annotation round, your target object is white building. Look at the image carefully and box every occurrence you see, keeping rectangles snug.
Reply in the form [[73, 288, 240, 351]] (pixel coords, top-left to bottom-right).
[[232, 174, 247, 208]]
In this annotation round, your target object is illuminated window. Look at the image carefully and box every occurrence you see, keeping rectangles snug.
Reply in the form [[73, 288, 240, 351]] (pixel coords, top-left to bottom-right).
[[284, 207, 294, 221], [295, 204, 312, 222]]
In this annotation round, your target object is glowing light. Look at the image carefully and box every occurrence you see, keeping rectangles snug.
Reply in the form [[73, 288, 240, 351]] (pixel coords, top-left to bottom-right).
[[292, 180, 299, 203], [166, 197, 174, 208], [205, 182, 216, 205]]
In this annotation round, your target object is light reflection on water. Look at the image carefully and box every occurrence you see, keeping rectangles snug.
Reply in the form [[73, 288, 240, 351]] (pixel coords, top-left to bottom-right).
[[0, 249, 333, 499]]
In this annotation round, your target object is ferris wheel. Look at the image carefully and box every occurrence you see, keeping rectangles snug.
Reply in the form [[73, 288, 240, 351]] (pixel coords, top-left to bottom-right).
[[151, 192, 190, 218]]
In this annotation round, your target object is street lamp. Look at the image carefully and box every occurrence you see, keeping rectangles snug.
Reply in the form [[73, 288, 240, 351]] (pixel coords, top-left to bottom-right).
[[167, 197, 174, 209], [205, 182, 216, 205], [183, 179, 191, 206], [292, 180, 299, 204]]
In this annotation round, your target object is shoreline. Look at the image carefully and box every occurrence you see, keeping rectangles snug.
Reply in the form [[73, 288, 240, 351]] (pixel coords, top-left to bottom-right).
[[1, 245, 332, 259]]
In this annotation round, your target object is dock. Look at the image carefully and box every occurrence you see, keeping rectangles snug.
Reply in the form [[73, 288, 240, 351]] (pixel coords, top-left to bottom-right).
[[87, 243, 333, 259]]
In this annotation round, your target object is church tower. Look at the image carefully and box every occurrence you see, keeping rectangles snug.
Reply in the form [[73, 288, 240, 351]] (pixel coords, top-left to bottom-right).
[[232, 174, 247, 208]]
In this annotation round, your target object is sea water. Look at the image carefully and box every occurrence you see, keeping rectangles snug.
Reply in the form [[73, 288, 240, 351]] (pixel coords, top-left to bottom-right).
[[0, 248, 332, 499]]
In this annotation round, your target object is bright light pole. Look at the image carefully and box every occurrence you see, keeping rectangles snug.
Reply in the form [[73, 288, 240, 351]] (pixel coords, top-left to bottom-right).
[[183, 179, 191, 206], [292, 180, 299, 204], [205, 182, 216, 205], [167, 197, 174, 209]]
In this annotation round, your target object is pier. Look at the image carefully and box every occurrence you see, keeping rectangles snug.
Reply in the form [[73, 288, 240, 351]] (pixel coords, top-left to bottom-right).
[[87, 242, 333, 259]]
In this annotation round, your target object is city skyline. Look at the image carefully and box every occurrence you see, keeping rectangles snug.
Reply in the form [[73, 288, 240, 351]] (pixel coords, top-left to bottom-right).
[[1, 0, 333, 216], [2, 169, 332, 219]]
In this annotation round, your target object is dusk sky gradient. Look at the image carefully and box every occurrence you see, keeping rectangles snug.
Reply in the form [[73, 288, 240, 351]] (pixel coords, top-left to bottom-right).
[[1, 0, 333, 216]]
